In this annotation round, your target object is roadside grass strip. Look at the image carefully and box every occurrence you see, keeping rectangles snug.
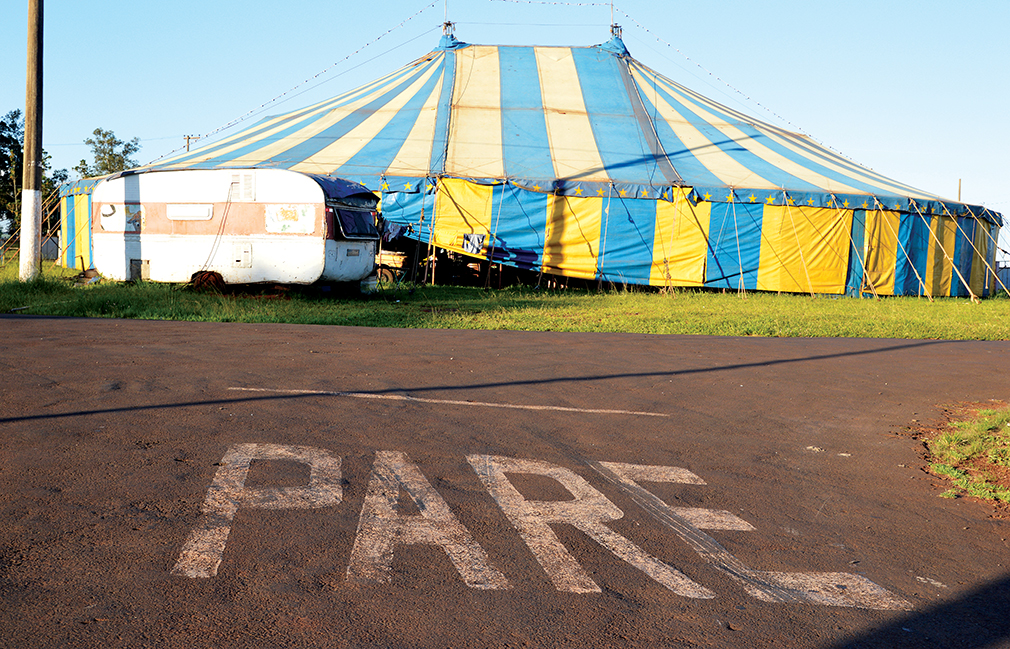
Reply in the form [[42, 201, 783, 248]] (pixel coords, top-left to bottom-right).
[[926, 405, 1010, 505], [2, 258, 1010, 339]]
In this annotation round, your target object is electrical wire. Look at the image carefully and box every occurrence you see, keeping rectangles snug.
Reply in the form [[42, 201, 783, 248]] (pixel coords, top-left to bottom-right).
[[145, 1, 442, 165]]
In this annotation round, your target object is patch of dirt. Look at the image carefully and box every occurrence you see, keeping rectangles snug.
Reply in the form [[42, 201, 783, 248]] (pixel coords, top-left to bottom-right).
[[897, 400, 1010, 517]]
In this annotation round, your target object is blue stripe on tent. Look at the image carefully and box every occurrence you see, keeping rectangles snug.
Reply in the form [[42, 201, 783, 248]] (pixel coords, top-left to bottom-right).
[[705, 201, 762, 290], [598, 195, 657, 283], [160, 111, 322, 168], [731, 124, 906, 199], [951, 218, 975, 298], [845, 210, 865, 296], [159, 101, 368, 169], [498, 47, 555, 184], [571, 48, 657, 186], [185, 61, 440, 170], [429, 51, 456, 175], [159, 61, 432, 169], [258, 64, 444, 167], [381, 189, 437, 241], [660, 77, 915, 200], [894, 213, 928, 296], [332, 61, 447, 180], [488, 184, 548, 271], [646, 82, 825, 194], [630, 72, 728, 190], [735, 123, 914, 200], [64, 197, 77, 269]]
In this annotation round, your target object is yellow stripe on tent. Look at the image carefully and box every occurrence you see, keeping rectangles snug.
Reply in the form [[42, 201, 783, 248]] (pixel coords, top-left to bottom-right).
[[863, 210, 900, 295], [543, 195, 602, 279], [630, 67, 763, 191], [293, 61, 443, 174], [216, 67, 423, 169], [925, 216, 957, 297], [650, 189, 710, 287], [385, 72, 444, 177], [637, 64, 938, 201], [653, 85, 864, 197], [757, 206, 852, 294], [59, 194, 94, 270], [157, 60, 425, 169], [161, 103, 338, 170], [969, 220, 991, 297], [446, 46, 504, 179], [78, 194, 94, 269], [431, 178, 494, 255], [535, 47, 609, 183], [59, 196, 71, 267]]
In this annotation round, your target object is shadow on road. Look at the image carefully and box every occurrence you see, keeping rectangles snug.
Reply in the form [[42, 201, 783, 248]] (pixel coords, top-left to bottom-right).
[[0, 339, 950, 426], [823, 573, 1010, 649]]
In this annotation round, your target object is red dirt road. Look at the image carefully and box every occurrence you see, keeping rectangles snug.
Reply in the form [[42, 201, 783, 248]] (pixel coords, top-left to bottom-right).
[[2, 316, 1009, 648]]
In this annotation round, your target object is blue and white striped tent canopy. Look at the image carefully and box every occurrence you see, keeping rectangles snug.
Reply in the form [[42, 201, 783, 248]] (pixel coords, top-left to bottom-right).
[[147, 33, 1002, 296]]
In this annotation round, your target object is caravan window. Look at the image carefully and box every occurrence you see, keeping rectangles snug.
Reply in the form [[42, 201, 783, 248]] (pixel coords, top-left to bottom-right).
[[326, 206, 378, 239]]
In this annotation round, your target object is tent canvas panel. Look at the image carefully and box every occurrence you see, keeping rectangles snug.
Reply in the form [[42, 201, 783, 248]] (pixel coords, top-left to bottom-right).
[[543, 194, 603, 279], [757, 206, 852, 295], [598, 195, 658, 285], [704, 202, 763, 290], [650, 191, 710, 288]]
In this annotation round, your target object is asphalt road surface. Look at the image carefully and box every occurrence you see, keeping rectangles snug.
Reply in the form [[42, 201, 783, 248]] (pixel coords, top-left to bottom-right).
[[2, 315, 1009, 648]]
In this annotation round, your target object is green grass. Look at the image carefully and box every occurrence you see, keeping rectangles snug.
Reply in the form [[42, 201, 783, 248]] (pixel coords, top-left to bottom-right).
[[927, 405, 1010, 504], [2, 257, 1010, 339]]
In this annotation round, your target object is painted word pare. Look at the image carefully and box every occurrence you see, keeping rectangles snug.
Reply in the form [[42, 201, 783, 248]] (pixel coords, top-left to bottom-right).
[[170, 443, 909, 610]]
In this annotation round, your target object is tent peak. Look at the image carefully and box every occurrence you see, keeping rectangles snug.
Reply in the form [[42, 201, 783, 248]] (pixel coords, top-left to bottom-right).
[[599, 33, 629, 57], [437, 32, 467, 50]]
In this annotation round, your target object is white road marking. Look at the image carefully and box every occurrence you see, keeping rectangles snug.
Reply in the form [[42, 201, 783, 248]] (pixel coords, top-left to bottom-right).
[[227, 386, 669, 418], [171, 443, 342, 578], [468, 454, 715, 598], [916, 576, 948, 588], [170, 444, 911, 609], [598, 461, 755, 531], [346, 451, 510, 590], [591, 461, 911, 610]]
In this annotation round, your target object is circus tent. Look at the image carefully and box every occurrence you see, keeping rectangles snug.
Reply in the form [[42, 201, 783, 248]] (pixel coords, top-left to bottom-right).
[[111, 29, 1002, 297]]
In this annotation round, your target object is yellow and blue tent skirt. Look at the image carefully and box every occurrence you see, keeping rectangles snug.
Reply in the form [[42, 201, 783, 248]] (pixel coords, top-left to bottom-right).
[[381, 180, 999, 297]]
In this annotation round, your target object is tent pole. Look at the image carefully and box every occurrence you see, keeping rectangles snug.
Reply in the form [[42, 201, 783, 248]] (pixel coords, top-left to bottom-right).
[[782, 191, 815, 297], [835, 194, 878, 300], [728, 191, 746, 296], [485, 181, 506, 289], [598, 184, 613, 290]]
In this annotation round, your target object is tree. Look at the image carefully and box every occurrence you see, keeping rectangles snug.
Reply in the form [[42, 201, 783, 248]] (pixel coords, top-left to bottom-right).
[[73, 128, 140, 178], [0, 110, 25, 232], [0, 109, 67, 237]]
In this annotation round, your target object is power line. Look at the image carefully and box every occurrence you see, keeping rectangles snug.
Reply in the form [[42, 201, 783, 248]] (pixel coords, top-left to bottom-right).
[[146, 1, 442, 165]]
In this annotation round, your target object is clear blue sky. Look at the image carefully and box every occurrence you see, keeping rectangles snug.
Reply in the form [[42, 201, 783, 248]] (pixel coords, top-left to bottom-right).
[[4, 1, 1008, 253]]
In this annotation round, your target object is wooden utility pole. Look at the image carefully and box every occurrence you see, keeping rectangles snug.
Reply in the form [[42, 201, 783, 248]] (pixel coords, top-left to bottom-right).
[[19, 0, 43, 281]]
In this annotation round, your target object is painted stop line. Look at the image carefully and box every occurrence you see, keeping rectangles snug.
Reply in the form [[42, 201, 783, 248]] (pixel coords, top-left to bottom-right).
[[172, 443, 910, 611]]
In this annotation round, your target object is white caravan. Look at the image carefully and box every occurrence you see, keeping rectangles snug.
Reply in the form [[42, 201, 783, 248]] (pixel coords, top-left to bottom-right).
[[89, 168, 378, 284]]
